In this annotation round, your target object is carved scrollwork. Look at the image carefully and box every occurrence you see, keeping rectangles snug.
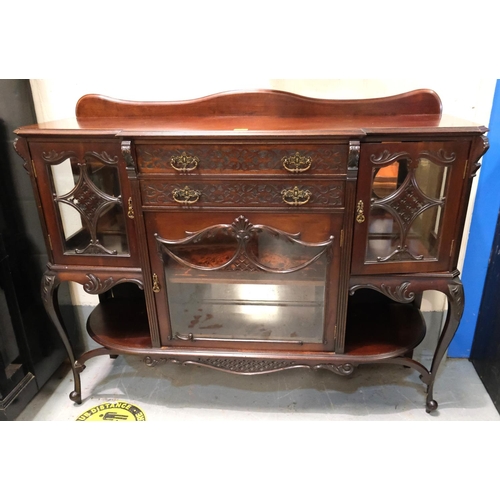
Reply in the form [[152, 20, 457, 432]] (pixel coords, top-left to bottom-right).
[[41, 272, 59, 306], [448, 282, 464, 320], [376, 246, 424, 262], [83, 274, 114, 294], [13, 138, 30, 172], [42, 150, 78, 163], [370, 150, 412, 165], [155, 215, 334, 274], [349, 282, 415, 303], [84, 151, 118, 165], [83, 274, 144, 294], [313, 363, 355, 376], [420, 149, 456, 164], [469, 135, 490, 178]]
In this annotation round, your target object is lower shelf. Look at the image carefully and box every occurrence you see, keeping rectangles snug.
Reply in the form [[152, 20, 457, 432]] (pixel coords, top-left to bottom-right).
[[87, 296, 426, 361], [87, 298, 152, 349]]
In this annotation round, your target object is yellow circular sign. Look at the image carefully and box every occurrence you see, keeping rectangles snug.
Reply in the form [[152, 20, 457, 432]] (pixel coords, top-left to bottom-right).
[[76, 401, 146, 421]]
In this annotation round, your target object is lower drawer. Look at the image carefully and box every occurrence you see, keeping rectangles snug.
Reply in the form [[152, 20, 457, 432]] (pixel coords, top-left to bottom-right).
[[140, 179, 345, 208]]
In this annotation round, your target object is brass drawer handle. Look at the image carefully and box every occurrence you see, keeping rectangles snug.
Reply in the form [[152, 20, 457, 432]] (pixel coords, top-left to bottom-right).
[[282, 152, 312, 173], [172, 186, 201, 205], [170, 152, 199, 172], [356, 200, 366, 223], [281, 186, 312, 206]]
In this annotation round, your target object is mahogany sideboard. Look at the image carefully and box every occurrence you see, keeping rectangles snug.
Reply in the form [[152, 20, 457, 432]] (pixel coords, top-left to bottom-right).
[[13, 89, 489, 413]]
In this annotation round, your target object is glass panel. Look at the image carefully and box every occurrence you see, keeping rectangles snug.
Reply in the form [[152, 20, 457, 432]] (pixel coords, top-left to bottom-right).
[[414, 157, 448, 200], [161, 220, 330, 343], [407, 205, 441, 259], [366, 207, 400, 262], [51, 159, 83, 242], [49, 155, 129, 256], [366, 155, 447, 263], [96, 204, 129, 255]]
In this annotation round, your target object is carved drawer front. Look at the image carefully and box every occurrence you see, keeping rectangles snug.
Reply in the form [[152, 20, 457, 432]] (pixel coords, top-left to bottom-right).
[[141, 179, 345, 208], [135, 143, 347, 175]]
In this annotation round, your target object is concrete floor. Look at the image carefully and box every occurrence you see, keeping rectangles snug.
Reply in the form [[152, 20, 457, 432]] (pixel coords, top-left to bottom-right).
[[16, 350, 500, 421]]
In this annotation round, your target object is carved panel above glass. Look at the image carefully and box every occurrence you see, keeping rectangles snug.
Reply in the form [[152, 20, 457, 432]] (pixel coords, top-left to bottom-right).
[[155, 215, 334, 345], [46, 150, 130, 256]]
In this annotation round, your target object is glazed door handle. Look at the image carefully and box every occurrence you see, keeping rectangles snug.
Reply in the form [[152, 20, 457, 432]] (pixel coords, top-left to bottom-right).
[[152, 273, 161, 293], [356, 200, 366, 223]]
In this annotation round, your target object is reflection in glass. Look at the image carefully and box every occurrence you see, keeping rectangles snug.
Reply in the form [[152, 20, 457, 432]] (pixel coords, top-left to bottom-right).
[[372, 161, 407, 199]]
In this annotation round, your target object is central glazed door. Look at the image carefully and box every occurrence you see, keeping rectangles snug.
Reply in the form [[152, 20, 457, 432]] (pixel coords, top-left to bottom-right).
[[145, 211, 343, 352]]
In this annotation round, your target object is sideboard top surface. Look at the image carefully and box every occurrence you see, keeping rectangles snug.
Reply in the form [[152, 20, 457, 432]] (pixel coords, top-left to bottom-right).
[[14, 89, 487, 138]]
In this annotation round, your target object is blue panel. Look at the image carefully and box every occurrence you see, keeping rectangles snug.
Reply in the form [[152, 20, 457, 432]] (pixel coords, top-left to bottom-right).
[[449, 80, 500, 357]]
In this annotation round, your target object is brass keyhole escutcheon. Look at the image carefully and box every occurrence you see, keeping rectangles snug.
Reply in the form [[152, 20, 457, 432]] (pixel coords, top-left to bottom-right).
[[356, 200, 365, 223]]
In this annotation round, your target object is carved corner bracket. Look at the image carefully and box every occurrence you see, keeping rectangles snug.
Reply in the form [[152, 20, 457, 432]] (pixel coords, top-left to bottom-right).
[[469, 134, 490, 178], [13, 137, 31, 173], [82, 273, 144, 294], [349, 282, 415, 303]]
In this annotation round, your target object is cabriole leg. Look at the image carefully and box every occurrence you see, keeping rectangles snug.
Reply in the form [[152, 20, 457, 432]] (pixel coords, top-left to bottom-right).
[[42, 270, 83, 404], [425, 277, 464, 413]]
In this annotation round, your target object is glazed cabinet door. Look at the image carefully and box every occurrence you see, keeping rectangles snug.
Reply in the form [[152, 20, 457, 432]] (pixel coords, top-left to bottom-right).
[[29, 140, 139, 267], [145, 211, 343, 351], [351, 140, 471, 274]]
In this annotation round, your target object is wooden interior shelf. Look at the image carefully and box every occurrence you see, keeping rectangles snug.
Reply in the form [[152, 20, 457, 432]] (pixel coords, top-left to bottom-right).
[[86, 294, 426, 360], [87, 298, 152, 350]]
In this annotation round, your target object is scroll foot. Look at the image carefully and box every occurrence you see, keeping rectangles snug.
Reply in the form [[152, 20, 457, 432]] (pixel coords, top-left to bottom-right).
[[70, 391, 82, 405], [425, 399, 438, 413]]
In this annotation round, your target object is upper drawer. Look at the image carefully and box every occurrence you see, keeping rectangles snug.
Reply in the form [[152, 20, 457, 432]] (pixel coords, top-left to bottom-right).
[[135, 143, 348, 175]]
